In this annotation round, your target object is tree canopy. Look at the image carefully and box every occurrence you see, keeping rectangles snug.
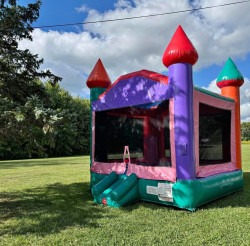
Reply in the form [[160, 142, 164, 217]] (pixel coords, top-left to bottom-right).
[[0, 81, 90, 160], [241, 122, 250, 141], [0, 1, 90, 160], [0, 0, 61, 101]]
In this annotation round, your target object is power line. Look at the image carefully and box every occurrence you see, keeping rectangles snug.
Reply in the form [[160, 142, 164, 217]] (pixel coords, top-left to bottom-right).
[[33, 0, 250, 29]]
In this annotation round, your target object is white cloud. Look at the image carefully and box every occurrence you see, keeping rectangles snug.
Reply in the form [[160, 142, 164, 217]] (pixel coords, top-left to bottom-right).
[[240, 78, 250, 122], [19, 0, 250, 112], [75, 5, 89, 13], [204, 79, 220, 94], [115, 0, 133, 9]]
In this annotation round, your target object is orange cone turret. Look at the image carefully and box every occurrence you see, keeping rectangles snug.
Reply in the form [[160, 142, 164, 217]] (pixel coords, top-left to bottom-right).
[[216, 57, 244, 169]]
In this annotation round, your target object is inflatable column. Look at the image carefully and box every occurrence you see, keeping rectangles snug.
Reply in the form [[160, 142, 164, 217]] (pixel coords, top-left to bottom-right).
[[216, 58, 244, 169], [86, 59, 111, 169], [162, 25, 198, 180]]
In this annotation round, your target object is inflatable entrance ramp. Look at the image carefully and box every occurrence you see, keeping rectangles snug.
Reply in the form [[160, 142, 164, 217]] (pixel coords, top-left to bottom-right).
[[91, 172, 140, 208]]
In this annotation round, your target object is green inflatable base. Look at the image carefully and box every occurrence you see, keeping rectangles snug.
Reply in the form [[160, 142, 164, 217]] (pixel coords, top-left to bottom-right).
[[91, 170, 243, 211]]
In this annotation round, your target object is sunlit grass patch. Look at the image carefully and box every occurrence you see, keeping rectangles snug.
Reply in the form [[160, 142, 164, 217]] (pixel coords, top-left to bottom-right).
[[0, 148, 249, 245]]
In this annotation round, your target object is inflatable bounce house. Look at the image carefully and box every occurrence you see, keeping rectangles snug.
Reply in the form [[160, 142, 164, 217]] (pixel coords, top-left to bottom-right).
[[86, 25, 244, 211]]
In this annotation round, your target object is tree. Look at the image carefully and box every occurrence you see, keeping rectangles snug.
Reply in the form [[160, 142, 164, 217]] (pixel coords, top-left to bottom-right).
[[0, 1, 62, 159], [0, 80, 91, 160], [0, 1, 91, 160], [0, 0, 61, 103], [44, 82, 90, 157], [241, 122, 250, 141]]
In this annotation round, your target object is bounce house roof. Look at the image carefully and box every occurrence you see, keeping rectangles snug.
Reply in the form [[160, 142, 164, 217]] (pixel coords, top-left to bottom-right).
[[100, 69, 169, 97], [92, 69, 234, 111], [194, 86, 234, 102], [92, 70, 171, 111]]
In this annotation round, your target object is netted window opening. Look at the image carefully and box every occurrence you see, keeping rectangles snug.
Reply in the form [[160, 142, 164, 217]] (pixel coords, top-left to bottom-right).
[[94, 100, 171, 167], [199, 103, 231, 165]]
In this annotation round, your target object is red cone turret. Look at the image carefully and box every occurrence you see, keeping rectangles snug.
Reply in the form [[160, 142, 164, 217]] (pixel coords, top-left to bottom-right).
[[86, 59, 111, 89], [162, 25, 198, 68]]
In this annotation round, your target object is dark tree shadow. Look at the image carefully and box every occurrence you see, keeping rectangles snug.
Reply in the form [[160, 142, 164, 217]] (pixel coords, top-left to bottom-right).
[[0, 182, 115, 236], [1, 173, 249, 237]]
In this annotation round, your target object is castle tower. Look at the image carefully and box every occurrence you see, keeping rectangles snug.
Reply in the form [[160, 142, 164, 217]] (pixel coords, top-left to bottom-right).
[[216, 57, 244, 169], [86, 59, 111, 177], [86, 58, 111, 101], [162, 25, 198, 180]]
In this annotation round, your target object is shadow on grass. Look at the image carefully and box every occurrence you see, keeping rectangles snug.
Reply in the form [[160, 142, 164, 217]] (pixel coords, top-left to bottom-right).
[[1, 173, 249, 236], [0, 182, 114, 236]]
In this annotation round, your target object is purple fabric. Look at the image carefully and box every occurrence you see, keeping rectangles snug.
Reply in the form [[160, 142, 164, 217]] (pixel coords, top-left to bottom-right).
[[92, 76, 172, 111], [169, 63, 196, 180]]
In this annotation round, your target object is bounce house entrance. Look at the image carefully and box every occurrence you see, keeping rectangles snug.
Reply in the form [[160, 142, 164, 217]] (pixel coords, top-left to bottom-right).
[[94, 100, 171, 167]]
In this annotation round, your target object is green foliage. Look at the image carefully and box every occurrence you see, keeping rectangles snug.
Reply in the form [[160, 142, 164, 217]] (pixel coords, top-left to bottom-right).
[[0, 95, 45, 159], [0, 82, 90, 159], [241, 122, 250, 141], [0, 0, 61, 103], [0, 1, 91, 159], [44, 82, 90, 157]]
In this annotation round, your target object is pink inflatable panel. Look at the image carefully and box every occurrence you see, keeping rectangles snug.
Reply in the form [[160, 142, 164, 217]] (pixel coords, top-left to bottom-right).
[[196, 163, 237, 177], [91, 162, 126, 174], [126, 163, 176, 182], [91, 161, 176, 182]]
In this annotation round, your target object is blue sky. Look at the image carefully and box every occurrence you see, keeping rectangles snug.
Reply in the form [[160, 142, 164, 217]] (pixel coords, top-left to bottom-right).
[[34, 0, 115, 31], [19, 0, 250, 121], [20, 0, 116, 31]]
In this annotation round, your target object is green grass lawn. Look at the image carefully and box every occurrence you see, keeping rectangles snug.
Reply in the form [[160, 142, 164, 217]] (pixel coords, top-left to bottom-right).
[[0, 146, 250, 246]]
